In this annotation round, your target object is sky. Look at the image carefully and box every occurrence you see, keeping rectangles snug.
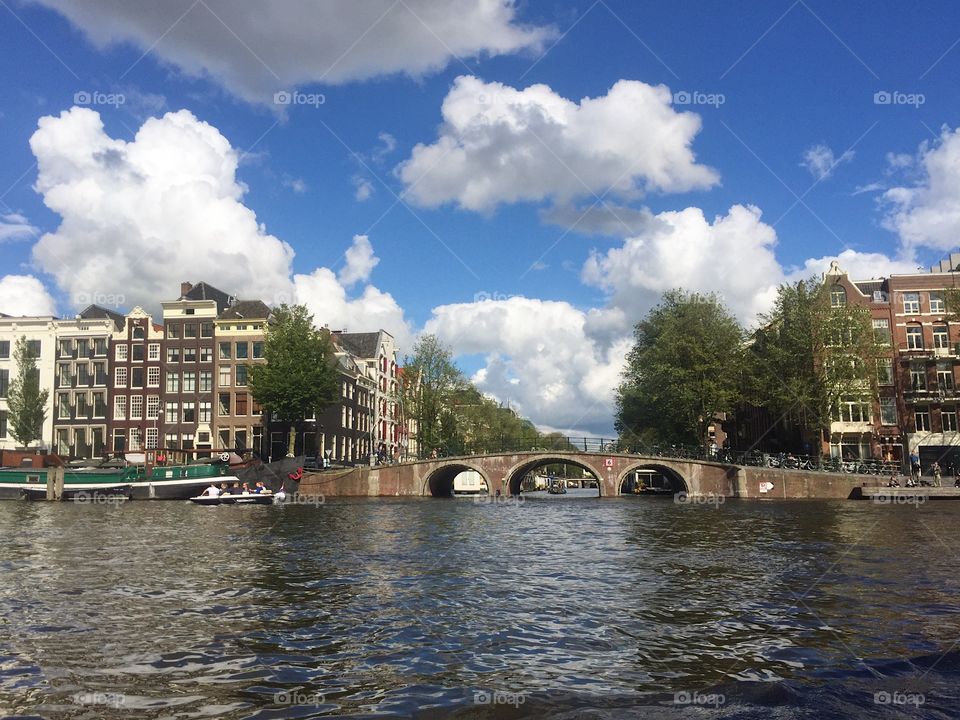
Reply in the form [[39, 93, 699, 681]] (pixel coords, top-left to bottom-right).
[[1, 0, 960, 436]]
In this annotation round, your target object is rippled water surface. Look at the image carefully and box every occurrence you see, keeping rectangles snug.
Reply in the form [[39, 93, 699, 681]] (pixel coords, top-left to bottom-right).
[[3, 492, 960, 718]]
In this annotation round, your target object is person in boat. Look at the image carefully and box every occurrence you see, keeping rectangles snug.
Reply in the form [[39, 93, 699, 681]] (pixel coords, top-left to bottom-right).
[[254, 481, 271, 494], [227, 482, 242, 495], [241, 482, 252, 494], [200, 483, 221, 497]]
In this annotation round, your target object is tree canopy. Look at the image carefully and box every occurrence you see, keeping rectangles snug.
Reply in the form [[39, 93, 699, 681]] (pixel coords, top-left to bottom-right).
[[7, 336, 48, 448], [249, 304, 339, 454], [616, 290, 744, 446]]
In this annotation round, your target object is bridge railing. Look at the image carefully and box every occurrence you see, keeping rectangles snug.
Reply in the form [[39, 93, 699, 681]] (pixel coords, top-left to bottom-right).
[[412, 439, 907, 477]]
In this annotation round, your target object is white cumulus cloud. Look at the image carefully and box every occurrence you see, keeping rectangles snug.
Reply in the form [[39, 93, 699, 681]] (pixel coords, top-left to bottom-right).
[[800, 143, 854, 181], [35, 0, 550, 104], [338, 234, 379, 287], [0, 275, 57, 316], [29, 106, 296, 310], [398, 76, 719, 212], [883, 126, 960, 253]]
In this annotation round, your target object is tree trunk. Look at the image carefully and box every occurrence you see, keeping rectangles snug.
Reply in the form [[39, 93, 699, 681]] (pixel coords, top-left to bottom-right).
[[287, 423, 296, 457]]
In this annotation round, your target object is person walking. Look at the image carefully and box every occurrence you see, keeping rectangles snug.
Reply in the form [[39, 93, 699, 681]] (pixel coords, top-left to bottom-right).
[[910, 452, 921, 480], [933, 461, 942, 487]]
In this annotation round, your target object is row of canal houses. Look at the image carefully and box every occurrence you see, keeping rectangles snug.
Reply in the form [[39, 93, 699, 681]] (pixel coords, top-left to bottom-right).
[[0, 281, 405, 464]]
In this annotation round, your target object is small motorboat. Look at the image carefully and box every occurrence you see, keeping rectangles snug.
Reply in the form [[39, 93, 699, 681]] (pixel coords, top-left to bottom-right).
[[547, 478, 567, 495], [189, 492, 276, 506]]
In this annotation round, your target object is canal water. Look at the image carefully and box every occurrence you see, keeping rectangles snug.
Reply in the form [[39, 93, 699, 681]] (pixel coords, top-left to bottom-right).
[[3, 494, 960, 718]]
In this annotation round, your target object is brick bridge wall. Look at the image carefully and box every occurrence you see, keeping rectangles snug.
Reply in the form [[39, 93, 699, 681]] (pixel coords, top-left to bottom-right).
[[297, 452, 871, 500]]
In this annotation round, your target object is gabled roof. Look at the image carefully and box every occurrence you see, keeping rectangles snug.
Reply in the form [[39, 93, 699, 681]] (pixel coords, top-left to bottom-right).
[[78, 304, 126, 330], [182, 282, 234, 313], [334, 331, 382, 359], [217, 299, 270, 320]]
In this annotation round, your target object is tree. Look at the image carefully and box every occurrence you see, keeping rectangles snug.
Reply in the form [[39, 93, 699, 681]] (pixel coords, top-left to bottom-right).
[[748, 277, 883, 450], [249, 304, 339, 457], [7, 336, 48, 448], [401, 334, 467, 454], [616, 290, 745, 447]]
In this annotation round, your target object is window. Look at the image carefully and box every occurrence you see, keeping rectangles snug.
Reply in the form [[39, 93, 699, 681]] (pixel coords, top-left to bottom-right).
[[903, 292, 920, 314], [183, 372, 196, 392], [219, 367, 231, 387], [130, 395, 143, 420], [114, 367, 128, 388], [183, 347, 197, 363], [0, 410, 6, 438], [94, 361, 108, 386], [56, 428, 69, 455], [131, 344, 144, 362], [236, 393, 248, 415], [165, 402, 179, 424], [251, 398, 262, 416], [165, 433, 178, 449], [218, 393, 230, 416], [836, 396, 871, 423], [76, 393, 89, 419], [830, 286, 846, 308], [148, 343, 160, 361], [916, 410, 931, 432], [93, 391, 106, 418], [166, 372, 180, 393], [219, 342, 232, 360], [872, 318, 891, 346], [252, 341, 264, 359], [201, 322, 214, 338], [199, 371, 213, 392], [58, 364, 71, 387], [930, 292, 945, 314], [0, 369, 6, 398], [906, 324, 924, 350], [184, 323, 197, 339], [145, 427, 158, 450], [0, 340, 8, 359], [113, 395, 127, 420], [182, 401, 196, 423], [199, 347, 212, 363], [235, 429, 247, 451], [877, 358, 894, 385], [943, 410, 958, 432], [76, 339, 88, 356], [199, 401, 212, 423], [933, 323, 950, 349], [59, 339, 73, 357], [132, 326, 145, 340], [147, 366, 160, 387], [94, 338, 107, 356], [147, 395, 160, 420], [115, 343, 128, 361], [937, 363, 955, 391], [58, 393, 71, 420], [166, 324, 179, 339], [112, 429, 125, 453], [26, 340, 40, 357], [131, 367, 144, 388], [219, 429, 230, 449], [128, 427, 142, 452], [236, 342, 248, 359], [166, 347, 180, 363], [235, 365, 248, 386]]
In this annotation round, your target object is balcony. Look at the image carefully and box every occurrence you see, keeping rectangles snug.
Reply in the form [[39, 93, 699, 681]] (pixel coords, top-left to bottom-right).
[[899, 345, 933, 361], [904, 383, 960, 403]]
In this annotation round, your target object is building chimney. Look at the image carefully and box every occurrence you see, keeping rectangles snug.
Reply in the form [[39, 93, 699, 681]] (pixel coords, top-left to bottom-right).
[[180, 282, 193, 297]]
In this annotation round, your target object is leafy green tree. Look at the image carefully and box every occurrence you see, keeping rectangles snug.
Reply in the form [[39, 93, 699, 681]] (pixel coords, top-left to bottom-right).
[[7, 336, 48, 448], [748, 277, 883, 450], [401, 334, 467, 454], [616, 290, 745, 447], [249, 304, 339, 456]]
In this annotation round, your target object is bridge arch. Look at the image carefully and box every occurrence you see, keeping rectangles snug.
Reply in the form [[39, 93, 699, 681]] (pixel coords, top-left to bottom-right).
[[504, 455, 604, 496], [617, 462, 688, 496], [422, 461, 491, 497]]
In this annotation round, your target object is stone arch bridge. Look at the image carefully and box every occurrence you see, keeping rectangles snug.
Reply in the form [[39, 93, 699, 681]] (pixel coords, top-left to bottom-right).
[[298, 451, 746, 498]]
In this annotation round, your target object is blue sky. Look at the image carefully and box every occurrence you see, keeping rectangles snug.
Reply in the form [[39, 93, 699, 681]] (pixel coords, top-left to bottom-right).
[[1, 0, 959, 434]]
